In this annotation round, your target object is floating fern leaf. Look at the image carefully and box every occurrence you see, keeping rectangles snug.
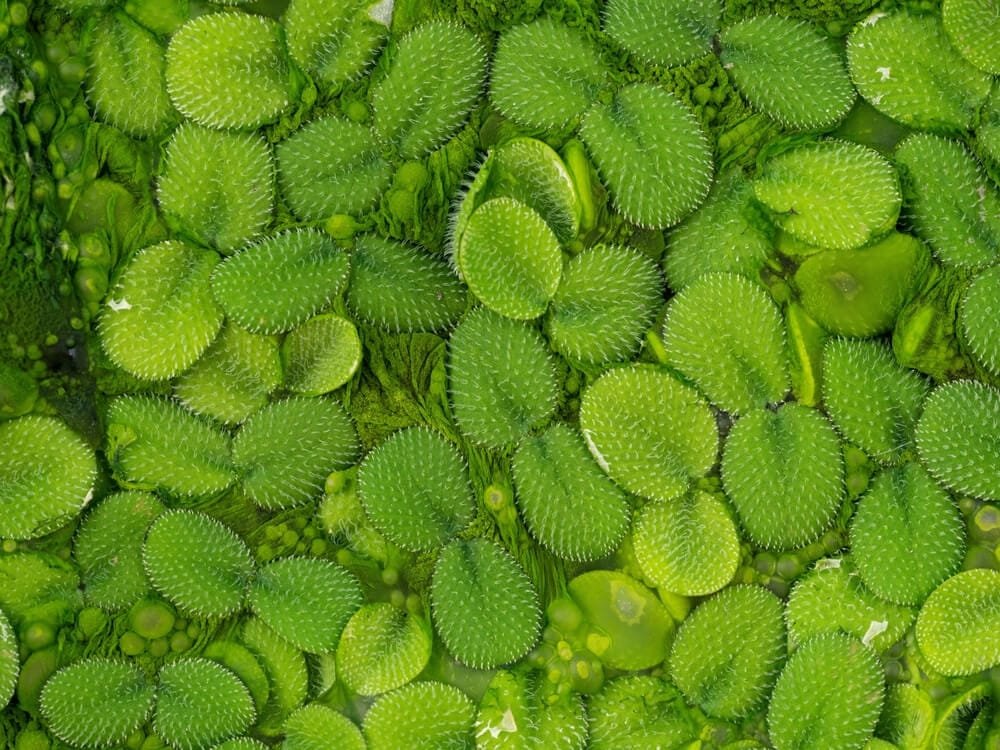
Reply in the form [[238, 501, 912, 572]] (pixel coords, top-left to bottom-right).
[[722, 403, 843, 549], [166, 13, 293, 129], [822, 338, 929, 464], [448, 308, 558, 450], [846, 9, 991, 132], [851, 463, 965, 606], [347, 235, 467, 332], [211, 229, 350, 335], [239, 618, 309, 724], [155, 658, 256, 750], [0, 608, 17, 709], [588, 676, 698, 750], [211, 739, 268, 750], [175, 323, 283, 425], [894, 133, 1000, 270], [250, 557, 362, 653], [158, 124, 275, 254], [87, 11, 175, 136], [202, 641, 271, 716], [490, 20, 609, 131], [633, 490, 740, 596], [546, 244, 662, 367], [915, 569, 1000, 676], [753, 140, 900, 250], [767, 633, 884, 750], [283, 704, 365, 750], [457, 198, 562, 320], [959, 265, 1000, 376], [40, 659, 154, 749], [943, 0, 1000, 74], [786, 558, 915, 652], [579, 364, 718, 502], [662, 273, 788, 414], [336, 603, 433, 696], [431, 538, 541, 669], [720, 16, 855, 130], [285, 0, 389, 91], [233, 397, 360, 510], [277, 116, 392, 221], [513, 423, 631, 562], [105, 396, 235, 498], [605, 0, 720, 68], [75, 491, 165, 611], [371, 21, 486, 159], [363, 682, 475, 750], [580, 83, 712, 228], [0, 416, 97, 540], [143, 510, 255, 618], [663, 168, 773, 291], [357, 427, 474, 552], [476, 668, 588, 750], [282, 315, 362, 395], [669, 585, 785, 719], [915, 380, 1000, 500], [877, 684, 935, 749]]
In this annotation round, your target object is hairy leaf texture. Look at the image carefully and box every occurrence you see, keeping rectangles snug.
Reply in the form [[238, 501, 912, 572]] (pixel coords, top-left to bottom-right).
[[0, 609, 15, 710], [282, 315, 362, 395], [475, 668, 587, 750], [363, 681, 475, 750], [282, 704, 365, 750], [588, 675, 698, 750], [605, 0, 721, 68], [959, 265, 1000, 377], [916, 569, 1000, 676], [336, 603, 432, 696], [943, 0, 1000, 74]]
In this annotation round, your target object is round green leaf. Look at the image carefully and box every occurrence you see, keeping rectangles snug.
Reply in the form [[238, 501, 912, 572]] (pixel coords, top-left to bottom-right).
[[282, 315, 362, 395], [363, 682, 475, 750], [605, 0, 720, 68], [916, 569, 1000, 676], [336, 603, 432, 696]]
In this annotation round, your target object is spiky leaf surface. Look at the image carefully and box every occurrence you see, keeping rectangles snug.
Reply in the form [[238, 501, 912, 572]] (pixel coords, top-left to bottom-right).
[[876, 684, 935, 750], [721, 16, 854, 130], [143, 510, 254, 618], [75, 491, 164, 610], [847, 9, 991, 132], [282, 704, 365, 750], [233, 397, 359, 509], [98, 240, 224, 379], [105, 396, 235, 498], [450, 137, 581, 252], [767, 634, 884, 750], [579, 364, 718, 501], [87, 12, 174, 136], [633, 490, 740, 596], [794, 232, 930, 337], [580, 83, 712, 228], [358, 427, 473, 551], [0, 609, 15, 709], [348, 235, 466, 332], [960, 265, 1000, 376], [431, 539, 541, 669], [277, 116, 392, 221], [282, 315, 362, 395], [915, 380, 1000, 500], [476, 668, 587, 750], [457, 198, 562, 320], [546, 244, 662, 366], [894, 133, 1000, 270], [0, 416, 96, 540], [371, 21, 485, 159], [40, 659, 154, 749], [664, 169, 773, 291], [915, 569, 1000, 676], [0, 552, 82, 623], [211, 229, 350, 335], [336, 603, 432, 696], [786, 559, 915, 653], [943, 0, 1000, 74], [490, 19, 609, 131], [363, 681, 475, 750], [202, 641, 270, 715], [239, 618, 309, 719], [158, 125, 274, 254], [753, 140, 900, 250], [567, 570, 675, 671], [166, 13, 292, 129], [722, 403, 843, 549], [662, 273, 788, 414], [155, 658, 256, 750], [669, 585, 785, 719], [212, 740, 268, 750], [448, 308, 558, 450], [605, 0, 720, 68], [250, 557, 361, 654], [822, 338, 929, 464], [588, 676, 698, 750], [175, 323, 283, 425], [285, 0, 388, 90], [851, 463, 964, 606], [513, 423, 630, 561]]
